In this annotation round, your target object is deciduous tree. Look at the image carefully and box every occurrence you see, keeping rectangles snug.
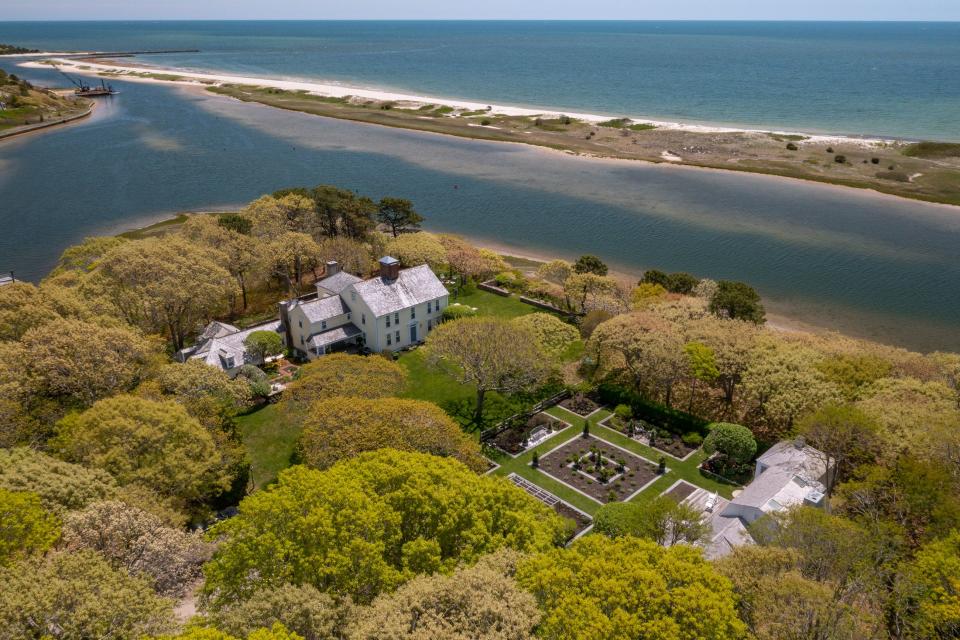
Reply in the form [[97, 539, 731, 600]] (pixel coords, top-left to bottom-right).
[[298, 397, 486, 472], [426, 317, 551, 425], [384, 232, 447, 270], [0, 281, 61, 340], [515, 535, 745, 640], [202, 584, 347, 640], [349, 550, 539, 640], [0, 447, 117, 513], [891, 530, 960, 639], [202, 450, 567, 608], [797, 404, 881, 494], [281, 353, 407, 412], [245, 330, 284, 362], [62, 500, 212, 596], [594, 497, 708, 546], [54, 395, 232, 506], [0, 489, 60, 566], [19, 318, 152, 407], [92, 237, 236, 350], [0, 550, 175, 640], [511, 313, 579, 360]]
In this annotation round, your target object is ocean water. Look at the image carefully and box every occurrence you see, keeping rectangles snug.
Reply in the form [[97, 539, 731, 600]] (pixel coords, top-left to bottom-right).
[[1, 63, 959, 353], [1, 20, 959, 140]]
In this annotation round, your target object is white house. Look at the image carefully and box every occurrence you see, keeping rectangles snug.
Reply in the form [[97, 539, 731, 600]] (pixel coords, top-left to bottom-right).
[[673, 438, 831, 559], [280, 256, 449, 359]]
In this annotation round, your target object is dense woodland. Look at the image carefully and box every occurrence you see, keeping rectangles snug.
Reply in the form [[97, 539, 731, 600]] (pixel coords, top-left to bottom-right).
[[0, 185, 958, 640]]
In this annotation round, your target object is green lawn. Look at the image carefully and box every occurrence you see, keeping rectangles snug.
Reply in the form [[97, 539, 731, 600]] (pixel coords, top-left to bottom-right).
[[448, 287, 541, 319], [237, 288, 574, 487], [235, 403, 301, 489], [490, 405, 739, 516]]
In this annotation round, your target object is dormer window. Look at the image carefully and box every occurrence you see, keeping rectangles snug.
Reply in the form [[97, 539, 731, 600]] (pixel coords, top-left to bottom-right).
[[321, 320, 327, 330]]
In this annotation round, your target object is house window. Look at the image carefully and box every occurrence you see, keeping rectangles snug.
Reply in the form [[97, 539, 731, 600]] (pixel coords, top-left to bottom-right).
[[427, 301, 432, 313], [395, 330, 400, 343], [300, 336, 304, 345], [298, 320, 302, 328], [386, 333, 392, 346], [386, 315, 391, 328], [362, 313, 365, 325], [347, 313, 351, 321], [411, 306, 416, 319], [394, 312, 400, 325], [321, 320, 327, 330], [351, 291, 356, 301]]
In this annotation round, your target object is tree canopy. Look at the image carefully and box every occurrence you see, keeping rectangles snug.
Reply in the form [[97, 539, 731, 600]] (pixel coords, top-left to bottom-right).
[[281, 353, 407, 411], [0, 447, 117, 513], [515, 535, 746, 640], [201, 450, 568, 608], [709, 280, 765, 324], [593, 496, 709, 546], [53, 395, 232, 506], [298, 397, 487, 472], [0, 550, 174, 640], [703, 422, 757, 464], [0, 489, 60, 566], [377, 197, 424, 237], [349, 550, 539, 640], [512, 313, 579, 360], [426, 317, 552, 425]]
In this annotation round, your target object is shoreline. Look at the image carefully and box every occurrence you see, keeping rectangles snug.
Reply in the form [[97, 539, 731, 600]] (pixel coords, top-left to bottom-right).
[[22, 57, 960, 208], [0, 101, 94, 141], [21, 56, 896, 144], [114, 210, 842, 347]]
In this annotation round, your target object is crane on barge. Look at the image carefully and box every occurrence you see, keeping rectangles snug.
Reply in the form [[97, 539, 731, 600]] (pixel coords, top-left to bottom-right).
[[54, 64, 117, 97]]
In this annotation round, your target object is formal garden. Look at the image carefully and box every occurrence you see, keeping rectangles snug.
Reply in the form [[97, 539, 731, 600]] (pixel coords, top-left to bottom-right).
[[536, 434, 660, 503]]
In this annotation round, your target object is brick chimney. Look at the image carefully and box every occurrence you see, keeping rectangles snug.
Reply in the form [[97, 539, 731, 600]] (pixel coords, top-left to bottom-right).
[[379, 256, 400, 281], [325, 260, 341, 277]]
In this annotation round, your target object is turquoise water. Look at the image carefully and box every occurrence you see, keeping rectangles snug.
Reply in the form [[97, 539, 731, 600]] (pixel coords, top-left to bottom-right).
[[2, 21, 959, 140], [1, 62, 959, 352]]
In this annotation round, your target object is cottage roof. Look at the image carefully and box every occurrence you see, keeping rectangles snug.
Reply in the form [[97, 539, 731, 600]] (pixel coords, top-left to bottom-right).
[[316, 271, 362, 295], [757, 440, 828, 482], [299, 295, 350, 323], [350, 264, 448, 317], [191, 320, 282, 371]]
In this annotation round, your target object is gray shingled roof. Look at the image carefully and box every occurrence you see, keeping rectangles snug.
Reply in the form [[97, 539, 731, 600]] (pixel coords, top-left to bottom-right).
[[308, 323, 362, 349], [728, 466, 799, 509], [316, 271, 362, 295], [191, 320, 282, 371], [351, 264, 448, 317], [300, 295, 350, 323], [757, 440, 827, 481]]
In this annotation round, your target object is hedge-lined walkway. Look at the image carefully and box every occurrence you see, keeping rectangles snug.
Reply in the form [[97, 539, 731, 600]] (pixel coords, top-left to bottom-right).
[[489, 405, 739, 516]]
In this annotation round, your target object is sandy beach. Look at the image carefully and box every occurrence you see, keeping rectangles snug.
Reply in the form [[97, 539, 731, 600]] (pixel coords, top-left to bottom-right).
[[21, 57, 892, 146]]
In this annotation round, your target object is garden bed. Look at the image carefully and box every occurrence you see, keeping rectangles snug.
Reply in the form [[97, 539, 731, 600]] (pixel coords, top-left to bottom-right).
[[559, 393, 601, 417], [661, 480, 698, 504], [601, 413, 701, 460], [491, 412, 566, 455], [538, 435, 659, 503], [555, 502, 592, 537]]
